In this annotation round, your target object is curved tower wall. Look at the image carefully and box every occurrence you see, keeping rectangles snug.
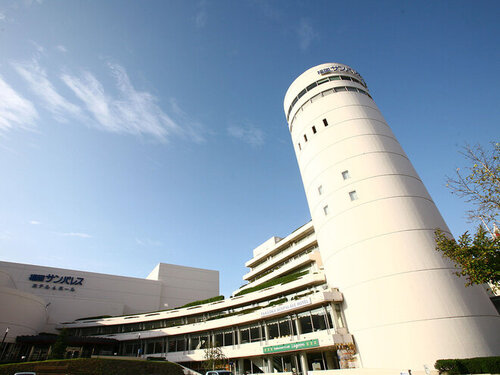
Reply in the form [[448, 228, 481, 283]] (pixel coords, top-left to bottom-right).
[[284, 63, 499, 370]]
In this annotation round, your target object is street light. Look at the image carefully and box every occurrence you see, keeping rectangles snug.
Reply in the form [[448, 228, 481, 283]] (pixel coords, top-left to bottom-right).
[[0, 328, 10, 362]]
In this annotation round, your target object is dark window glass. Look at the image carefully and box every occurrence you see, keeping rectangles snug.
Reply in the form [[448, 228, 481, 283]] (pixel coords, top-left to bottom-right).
[[306, 82, 317, 91], [347, 87, 357, 92], [279, 319, 291, 337], [199, 335, 208, 349], [317, 78, 329, 85], [312, 126, 316, 134], [298, 143, 301, 150], [177, 337, 186, 351], [168, 338, 176, 352], [292, 97, 298, 106], [352, 78, 361, 84], [190, 336, 199, 351], [329, 76, 341, 81], [267, 321, 279, 340], [250, 325, 261, 342], [323, 119, 328, 127], [214, 333, 223, 347], [297, 89, 307, 99], [147, 342, 154, 354], [311, 309, 327, 331], [340, 76, 351, 81], [304, 134, 308, 142], [240, 328, 250, 344], [298, 312, 313, 334], [224, 330, 233, 346], [334, 87, 346, 92]]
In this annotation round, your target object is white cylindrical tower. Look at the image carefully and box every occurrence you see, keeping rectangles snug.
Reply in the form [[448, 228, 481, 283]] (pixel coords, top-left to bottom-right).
[[284, 63, 499, 370]]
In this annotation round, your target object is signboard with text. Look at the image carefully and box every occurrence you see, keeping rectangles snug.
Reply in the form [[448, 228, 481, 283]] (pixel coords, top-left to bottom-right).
[[28, 273, 85, 292], [263, 339, 319, 354]]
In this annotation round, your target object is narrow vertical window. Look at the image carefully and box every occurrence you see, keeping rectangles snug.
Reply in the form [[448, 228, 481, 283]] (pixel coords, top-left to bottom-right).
[[349, 190, 358, 201], [323, 119, 328, 127], [312, 126, 317, 134], [304, 134, 308, 142], [298, 143, 301, 150], [323, 205, 329, 216], [318, 185, 323, 195], [342, 170, 350, 180]]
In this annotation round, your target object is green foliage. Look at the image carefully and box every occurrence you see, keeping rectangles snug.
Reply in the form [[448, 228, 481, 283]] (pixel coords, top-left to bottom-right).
[[48, 328, 68, 359], [266, 297, 288, 307], [0, 358, 184, 375], [180, 295, 225, 308], [203, 342, 228, 371], [435, 226, 500, 290], [434, 356, 500, 374], [234, 270, 309, 296]]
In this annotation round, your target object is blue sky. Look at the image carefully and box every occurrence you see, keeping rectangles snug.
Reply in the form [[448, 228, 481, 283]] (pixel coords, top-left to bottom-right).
[[0, 0, 499, 298]]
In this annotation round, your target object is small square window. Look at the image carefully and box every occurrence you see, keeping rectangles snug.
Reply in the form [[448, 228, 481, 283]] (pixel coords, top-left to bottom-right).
[[349, 191, 358, 201], [323, 119, 328, 127], [304, 134, 308, 142], [342, 170, 350, 180], [318, 185, 323, 195], [323, 205, 329, 215], [312, 126, 317, 134]]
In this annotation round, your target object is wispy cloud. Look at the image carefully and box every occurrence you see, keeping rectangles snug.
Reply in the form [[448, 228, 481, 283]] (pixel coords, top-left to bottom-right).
[[61, 63, 183, 141], [297, 18, 318, 51], [29, 220, 41, 225], [194, 0, 207, 28], [0, 75, 38, 132], [227, 123, 264, 147], [0, 12, 5, 21], [136, 238, 162, 247], [58, 232, 92, 238], [55, 45, 67, 53], [12, 59, 82, 122]]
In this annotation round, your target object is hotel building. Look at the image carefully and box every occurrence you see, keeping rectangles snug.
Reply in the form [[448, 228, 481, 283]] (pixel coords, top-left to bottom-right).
[[0, 63, 498, 374]]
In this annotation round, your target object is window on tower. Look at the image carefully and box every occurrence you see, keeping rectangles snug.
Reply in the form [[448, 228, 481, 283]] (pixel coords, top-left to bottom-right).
[[318, 185, 323, 195], [304, 134, 308, 142], [312, 126, 317, 134], [342, 170, 350, 180], [349, 191, 358, 201], [323, 205, 329, 215], [323, 119, 328, 127]]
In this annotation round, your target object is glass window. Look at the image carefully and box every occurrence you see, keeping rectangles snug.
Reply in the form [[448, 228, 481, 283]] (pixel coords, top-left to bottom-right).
[[311, 308, 328, 331], [323, 118, 328, 127], [342, 170, 350, 180], [349, 190, 358, 201], [168, 337, 176, 352], [292, 97, 298, 107], [304, 134, 308, 142], [298, 142, 301, 150], [250, 324, 262, 342], [240, 327, 250, 344], [347, 87, 357, 92], [306, 82, 317, 91], [329, 76, 341, 81], [334, 304, 345, 328], [190, 336, 199, 351], [214, 332, 223, 347], [298, 311, 313, 334], [340, 76, 351, 81], [325, 305, 334, 330], [318, 185, 323, 195], [317, 77, 329, 85], [297, 88, 307, 99], [224, 329, 233, 346], [334, 86, 347, 92], [323, 205, 329, 216], [267, 320, 279, 340], [312, 126, 316, 134], [279, 318, 292, 337]]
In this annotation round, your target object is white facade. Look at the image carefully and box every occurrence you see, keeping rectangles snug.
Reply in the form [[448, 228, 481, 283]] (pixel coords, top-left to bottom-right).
[[0, 261, 219, 341], [283, 63, 500, 370]]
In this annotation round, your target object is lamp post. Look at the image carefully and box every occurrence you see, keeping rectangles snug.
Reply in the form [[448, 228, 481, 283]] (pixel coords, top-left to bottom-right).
[[0, 327, 9, 362]]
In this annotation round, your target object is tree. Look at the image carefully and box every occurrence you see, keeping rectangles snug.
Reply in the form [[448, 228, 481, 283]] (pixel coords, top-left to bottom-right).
[[435, 142, 500, 292], [49, 328, 69, 359], [203, 341, 228, 371]]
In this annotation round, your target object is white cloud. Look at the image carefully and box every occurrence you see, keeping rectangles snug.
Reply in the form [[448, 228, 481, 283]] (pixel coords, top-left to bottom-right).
[[227, 124, 264, 146], [29, 220, 41, 225], [12, 59, 82, 122], [136, 238, 162, 247], [0, 12, 5, 21], [58, 232, 92, 238], [0, 75, 38, 132], [61, 63, 184, 141], [55, 45, 67, 53], [195, 0, 207, 28], [297, 18, 318, 51]]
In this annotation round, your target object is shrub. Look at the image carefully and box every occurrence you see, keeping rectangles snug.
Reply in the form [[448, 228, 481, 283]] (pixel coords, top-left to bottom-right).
[[180, 295, 225, 308], [235, 270, 309, 296], [435, 356, 500, 374]]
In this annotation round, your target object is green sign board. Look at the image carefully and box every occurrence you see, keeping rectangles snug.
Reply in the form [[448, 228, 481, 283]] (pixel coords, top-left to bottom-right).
[[263, 339, 319, 354]]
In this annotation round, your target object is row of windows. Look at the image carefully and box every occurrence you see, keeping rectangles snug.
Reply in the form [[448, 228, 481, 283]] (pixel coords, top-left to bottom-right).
[[290, 85, 372, 130], [287, 75, 367, 121], [321, 170, 358, 216], [120, 305, 338, 355], [70, 284, 327, 336], [297, 118, 329, 151], [248, 246, 317, 283]]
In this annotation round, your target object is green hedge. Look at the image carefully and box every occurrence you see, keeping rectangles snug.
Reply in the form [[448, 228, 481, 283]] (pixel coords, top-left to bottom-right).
[[435, 356, 500, 374], [0, 358, 184, 375], [235, 270, 309, 296], [179, 295, 225, 308]]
